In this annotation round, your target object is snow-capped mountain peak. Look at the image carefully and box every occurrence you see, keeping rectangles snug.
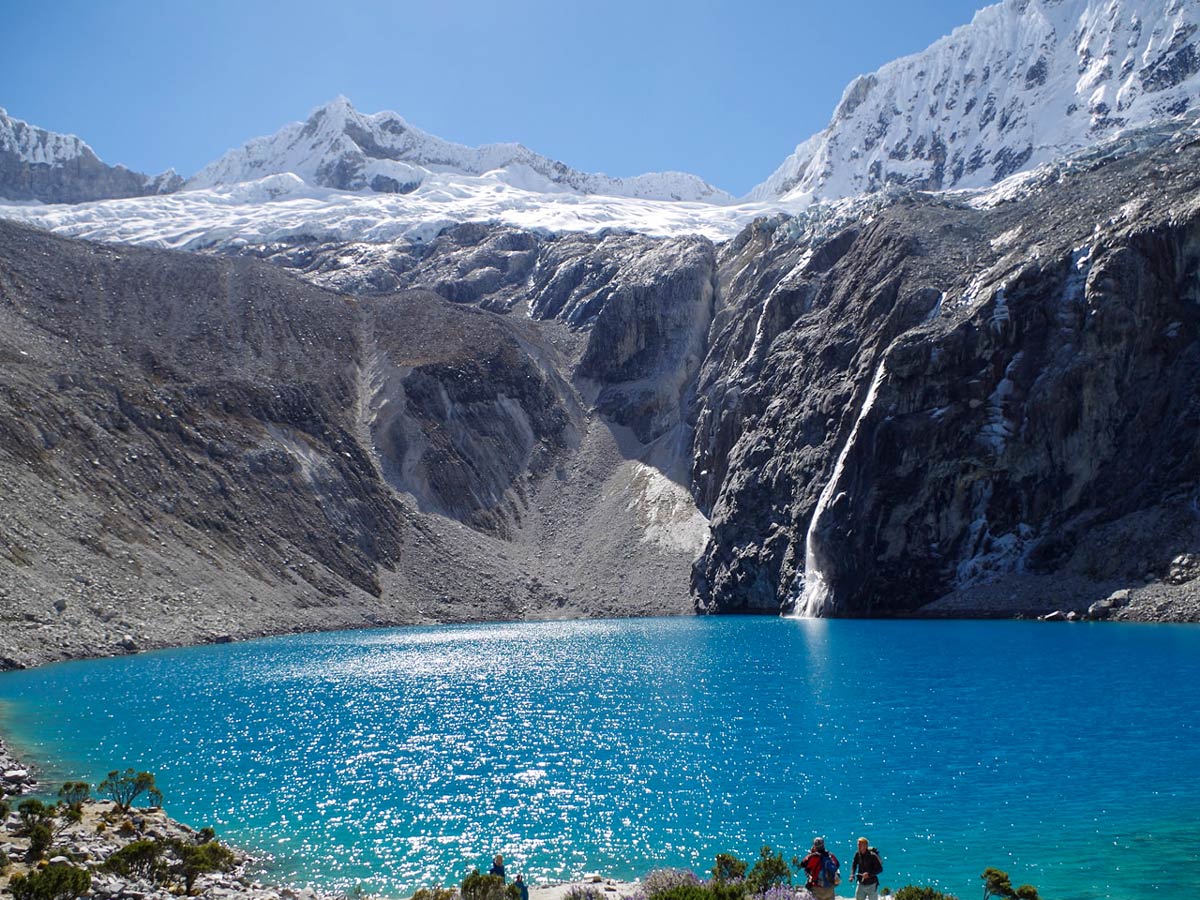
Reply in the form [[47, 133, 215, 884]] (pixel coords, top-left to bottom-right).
[[1, 106, 93, 167], [0, 107, 183, 203], [188, 97, 734, 203], [750, 0, 1200, 202]]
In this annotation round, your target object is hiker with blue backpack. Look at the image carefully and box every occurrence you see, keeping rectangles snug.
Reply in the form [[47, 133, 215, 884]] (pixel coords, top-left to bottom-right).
[[799, 837, 840, 900], [851, 837, 883, 900]]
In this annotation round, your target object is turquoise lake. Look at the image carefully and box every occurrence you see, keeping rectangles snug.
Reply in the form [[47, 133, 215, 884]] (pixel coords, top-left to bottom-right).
[[0, 617, 1197, 900]]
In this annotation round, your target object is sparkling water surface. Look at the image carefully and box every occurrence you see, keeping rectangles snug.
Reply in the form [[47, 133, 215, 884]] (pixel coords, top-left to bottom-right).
[[0, 617, 1197, 900]]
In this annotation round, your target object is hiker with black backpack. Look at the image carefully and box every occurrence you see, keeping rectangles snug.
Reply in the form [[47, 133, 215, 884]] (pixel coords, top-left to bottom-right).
[[799, 836, 840, 900], [851, 837, 883, 900]]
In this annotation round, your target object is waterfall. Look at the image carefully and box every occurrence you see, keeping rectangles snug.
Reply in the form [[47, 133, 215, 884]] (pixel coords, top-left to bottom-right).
[[792, 358, 889, 618]]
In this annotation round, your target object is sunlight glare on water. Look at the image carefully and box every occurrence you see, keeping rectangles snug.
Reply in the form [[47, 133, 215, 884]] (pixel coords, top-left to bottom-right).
[[0, 617, 1197, 900]]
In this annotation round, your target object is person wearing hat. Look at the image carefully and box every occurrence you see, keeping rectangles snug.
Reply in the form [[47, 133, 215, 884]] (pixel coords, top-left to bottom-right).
[[799, 837, 840, 900]]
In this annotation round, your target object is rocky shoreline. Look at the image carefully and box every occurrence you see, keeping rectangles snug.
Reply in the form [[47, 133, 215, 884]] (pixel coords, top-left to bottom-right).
[[0, 795, 339, 900], [0, 773, 640, 900], [5, 552, 1200, 675]]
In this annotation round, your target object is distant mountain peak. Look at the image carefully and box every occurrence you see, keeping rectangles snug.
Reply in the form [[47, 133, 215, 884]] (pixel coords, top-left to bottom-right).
[[188, 97, 734, 203], [0, 107, 93, 167], [750, 0, 1200, 202], [0, 107, 182, 203]]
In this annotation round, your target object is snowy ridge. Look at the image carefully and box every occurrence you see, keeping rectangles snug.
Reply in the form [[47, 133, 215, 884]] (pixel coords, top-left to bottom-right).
[[189, 96, 734, 203], [750, 0, 1200, 202], [0, 171, 783, 249], [0, 107, 93, 167], [2, 114, 1194, 249], [0, 107, 181, 200]]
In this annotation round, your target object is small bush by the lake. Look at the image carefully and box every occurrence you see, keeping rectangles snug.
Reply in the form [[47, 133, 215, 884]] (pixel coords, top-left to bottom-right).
[[0, 617, 1196, 900]]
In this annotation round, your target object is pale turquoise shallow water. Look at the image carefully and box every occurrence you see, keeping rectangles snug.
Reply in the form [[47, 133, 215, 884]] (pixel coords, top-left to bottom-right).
[[0, 618, 1197, 900]]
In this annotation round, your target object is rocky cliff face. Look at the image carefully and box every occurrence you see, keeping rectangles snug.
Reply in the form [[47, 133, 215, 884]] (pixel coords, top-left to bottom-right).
[[240, 224, 717, 444], [0, 107, 181, 204], [0, 217, 716, 666], [696, 124, 1200, 617], [204, 123, 1200, 623]]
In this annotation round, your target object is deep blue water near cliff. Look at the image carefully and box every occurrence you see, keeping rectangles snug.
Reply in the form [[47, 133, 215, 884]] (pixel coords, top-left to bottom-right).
[[0, 617, 1197, 900]]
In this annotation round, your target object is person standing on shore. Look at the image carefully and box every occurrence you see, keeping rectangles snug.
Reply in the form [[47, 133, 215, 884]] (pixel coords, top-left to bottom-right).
[[851, 837, 883, 900], [490, 855, 506, 882], [799, 837, 839, 900], [515, 873, 529, 900]]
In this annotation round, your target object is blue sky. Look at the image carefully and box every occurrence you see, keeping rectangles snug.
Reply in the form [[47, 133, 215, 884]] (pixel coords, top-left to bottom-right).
[[3, 0, 989, 196]]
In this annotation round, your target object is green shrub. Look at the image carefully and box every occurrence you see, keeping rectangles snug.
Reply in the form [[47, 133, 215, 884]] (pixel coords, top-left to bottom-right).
[[10, 863, 91, 900], [981, 867, 1039, 900], [411, 888, 458, 900], [170, 838, 237, 892], [745, 846, 792, 893], [28, 821, 53, 860], [56, 782, 90, 813], [562, 888, 606, 900], [103, 839, 164, 879], [712, 854, 748, 883], [462, 870, 506, 900], [0, 798, 10, 821], [892, 887, 957, 900], [506, 883, 521, 900], [18, 799, 54, 833], [981, 868, 1012, 899], [97, 769, 163, 812]]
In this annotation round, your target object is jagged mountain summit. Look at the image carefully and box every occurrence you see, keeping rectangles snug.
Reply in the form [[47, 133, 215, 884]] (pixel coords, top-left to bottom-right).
[[750, 0, 1200, 202], [188, 96, 734, 203], [0, 107, 182, 204]]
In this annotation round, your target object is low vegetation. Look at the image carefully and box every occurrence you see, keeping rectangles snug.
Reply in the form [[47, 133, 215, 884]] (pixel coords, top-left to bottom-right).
[[461, 868, 509, 900], [0, 769, 236, 896], [625, 851, 1040, 900], [892, 888, 956, 900], [411, 888, 458, 900], [9, 863, 91, 900], [888, 866, 1041, 900], [981, 867, 1041, 900], [96, 768, 163, 812]]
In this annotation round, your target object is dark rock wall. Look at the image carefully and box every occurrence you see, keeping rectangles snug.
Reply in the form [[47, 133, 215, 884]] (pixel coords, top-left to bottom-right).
[[0, 221, 597, 658], [0, 148, 181, 204], [364, 291, 578, 535], [692, 135, 1200, 616], [241, 228, 719, 445]]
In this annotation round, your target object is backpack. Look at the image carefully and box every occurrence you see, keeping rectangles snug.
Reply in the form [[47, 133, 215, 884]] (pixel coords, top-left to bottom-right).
[[819, 852, 840, 888], [868, 848, 883, 875]]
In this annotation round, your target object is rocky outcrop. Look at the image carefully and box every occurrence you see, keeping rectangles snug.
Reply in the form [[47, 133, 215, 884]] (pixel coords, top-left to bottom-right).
[[0, 108, 181, 204], [240, 226, 718, 443], [0, 798, 334, 900], [0, 218, 714, 667]]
